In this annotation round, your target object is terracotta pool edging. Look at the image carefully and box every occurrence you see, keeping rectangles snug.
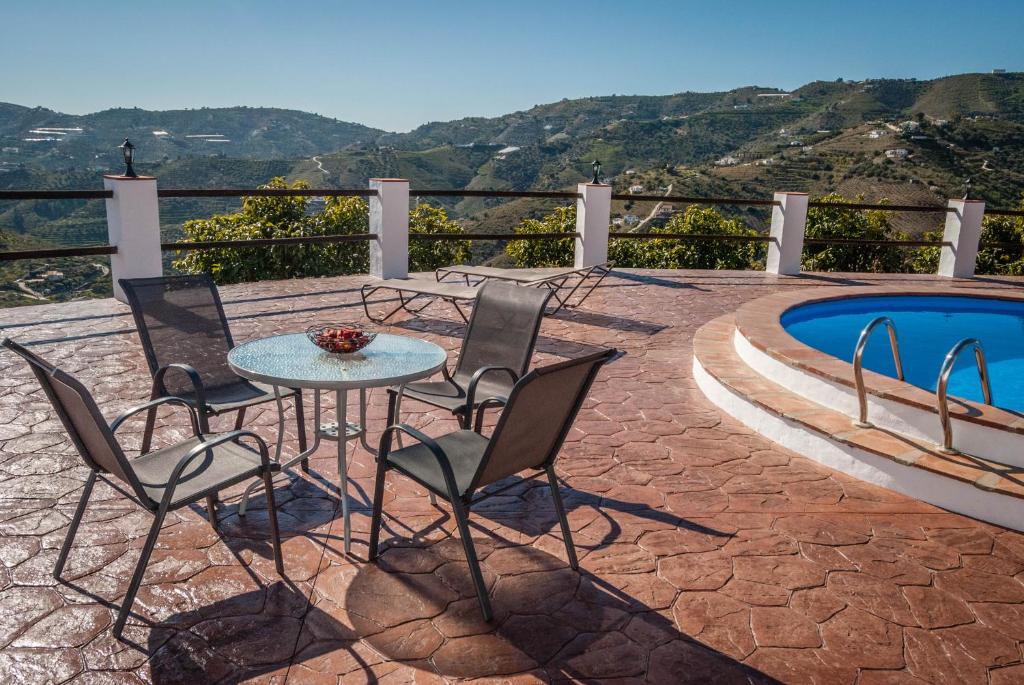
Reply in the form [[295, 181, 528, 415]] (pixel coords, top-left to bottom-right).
[[733, 286, 1024, 441], [693, 312, 1024, 531]]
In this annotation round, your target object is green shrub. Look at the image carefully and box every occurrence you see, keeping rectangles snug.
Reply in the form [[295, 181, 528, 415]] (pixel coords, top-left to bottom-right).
[[507, 204, 763, 269], [802, 193, 908, 273], [911, 195, 1024, 275], [172, 178, 470, 283]]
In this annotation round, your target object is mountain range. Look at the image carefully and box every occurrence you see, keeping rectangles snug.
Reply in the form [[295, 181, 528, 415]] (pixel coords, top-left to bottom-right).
[[2, 71, 1024, 304]]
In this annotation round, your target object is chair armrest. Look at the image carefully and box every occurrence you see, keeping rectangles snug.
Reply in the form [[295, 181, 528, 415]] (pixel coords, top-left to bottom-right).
[[158, 430, 272, 509], [152, 363, 207, 412], [473, 397, 508, 433], [110, 396, 203, 438], [378, 424, 461, 497], [464, 366, 518, 419]]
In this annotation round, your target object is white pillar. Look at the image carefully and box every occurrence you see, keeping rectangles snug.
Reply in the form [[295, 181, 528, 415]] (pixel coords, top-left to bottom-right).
[[575, 182, 611, 268], [766, 192, 809, 275], [103, 175, 162, 303], [938, 199, 985, 278], [368, 178, 409, 279]]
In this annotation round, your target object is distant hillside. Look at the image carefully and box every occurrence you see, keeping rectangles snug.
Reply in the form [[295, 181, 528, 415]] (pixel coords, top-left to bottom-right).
[[0, 104, 384, 171]]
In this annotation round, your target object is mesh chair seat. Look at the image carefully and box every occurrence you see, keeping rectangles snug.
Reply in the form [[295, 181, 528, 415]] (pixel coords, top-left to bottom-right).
[[385, 430, 489, 497], [132, 436, 276, 508], [397, 377, 512, 416], [178, 379, 298, 415]]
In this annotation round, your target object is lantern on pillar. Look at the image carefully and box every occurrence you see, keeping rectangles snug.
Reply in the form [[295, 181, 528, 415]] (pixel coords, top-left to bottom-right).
[[119, 139, 137, 178]]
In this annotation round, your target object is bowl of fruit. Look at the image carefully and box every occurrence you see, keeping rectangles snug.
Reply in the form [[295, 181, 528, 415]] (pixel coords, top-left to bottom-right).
[[306, 325, 377, 354]]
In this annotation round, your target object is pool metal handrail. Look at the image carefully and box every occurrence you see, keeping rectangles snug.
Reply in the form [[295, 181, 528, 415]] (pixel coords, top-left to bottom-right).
[[853, 316, 905, 428], [936, 338, 993, 454]]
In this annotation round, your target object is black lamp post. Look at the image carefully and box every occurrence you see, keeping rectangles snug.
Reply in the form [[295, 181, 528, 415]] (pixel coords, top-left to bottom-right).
[[119, 138, 137, 178], [591, 159, 602, 184]]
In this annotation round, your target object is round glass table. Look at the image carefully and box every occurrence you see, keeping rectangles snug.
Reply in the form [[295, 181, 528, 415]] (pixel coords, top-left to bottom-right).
[[228, 332, 447, 553]]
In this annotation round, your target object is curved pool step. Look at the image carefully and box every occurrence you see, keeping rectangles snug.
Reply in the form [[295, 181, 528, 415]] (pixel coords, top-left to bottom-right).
[[694, 313, 1024, 532]]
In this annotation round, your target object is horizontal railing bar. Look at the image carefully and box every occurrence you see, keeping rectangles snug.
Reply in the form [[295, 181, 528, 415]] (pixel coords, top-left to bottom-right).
[[2, 186, 1021, 217], [612, 194, 779, 206], [0, 190, 112, 200], [804, 238, 950, 247], [0, 245, 117, 260], [157, 188, 377, 198], [806, 201, 952, 213], [410, 189, 582, 199], [161, 234, 376, 251], [609, 232, 772, 242], [412, 232, 578, 241], [980, 241, 1024, 249]]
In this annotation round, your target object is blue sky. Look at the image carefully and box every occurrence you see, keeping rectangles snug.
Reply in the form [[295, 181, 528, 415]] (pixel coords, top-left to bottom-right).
[[1, 0, 1021, 131]]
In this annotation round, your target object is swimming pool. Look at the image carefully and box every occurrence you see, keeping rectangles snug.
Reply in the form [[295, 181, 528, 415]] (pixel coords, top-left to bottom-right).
[[782, 295, 1024, 413]]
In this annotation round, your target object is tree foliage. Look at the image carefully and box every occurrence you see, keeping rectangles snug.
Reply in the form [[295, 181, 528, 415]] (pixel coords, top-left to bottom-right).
[[911, 195, 1024, 275], [408, 204, 472, 272], [506, 204, 762, 269], [506, 206, 577, 267], [802, 193, 908, 273], [612, 206, 763, 269], [172, 178, 469, 283]]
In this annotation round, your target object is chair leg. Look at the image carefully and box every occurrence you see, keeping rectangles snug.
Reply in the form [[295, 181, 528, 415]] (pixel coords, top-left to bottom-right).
[[450, 497, 493, 622], [262, 470, 285, 576], [368, 459, 389, 560], [195, 409, 211, 436], [391, 389, 404, 450], [112, 508, 166, 640], [546, 465, 578, 570], [295, 391, 309, 472], [54, 471, 96, 579], [205, 495, 218, 529], [198, 413, 219, 504], [233, 407, 246, 431], [140, 406, 158, 454]]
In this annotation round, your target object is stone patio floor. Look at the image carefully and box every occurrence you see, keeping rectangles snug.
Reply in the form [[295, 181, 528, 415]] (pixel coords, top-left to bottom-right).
[[2, 269, 1024, 684]]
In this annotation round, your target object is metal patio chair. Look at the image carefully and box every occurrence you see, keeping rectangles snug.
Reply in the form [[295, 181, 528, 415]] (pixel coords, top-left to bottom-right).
[[369, 347, 617, 621], [119, 275, 307, 465], [1, 338, 284, 640], [387, 281, 552, 431]]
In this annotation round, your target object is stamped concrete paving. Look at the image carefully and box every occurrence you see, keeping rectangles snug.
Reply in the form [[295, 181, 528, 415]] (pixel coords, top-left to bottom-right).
[[2, 269, 1024, 684]]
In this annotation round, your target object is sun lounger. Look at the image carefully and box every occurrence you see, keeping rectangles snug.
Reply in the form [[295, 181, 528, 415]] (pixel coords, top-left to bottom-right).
[[360, 277, 480, 323], [434, 262, 613, 312]]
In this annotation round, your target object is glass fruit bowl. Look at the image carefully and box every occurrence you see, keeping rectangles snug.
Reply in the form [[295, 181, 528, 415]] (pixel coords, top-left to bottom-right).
[[306, 325, 376, 354]]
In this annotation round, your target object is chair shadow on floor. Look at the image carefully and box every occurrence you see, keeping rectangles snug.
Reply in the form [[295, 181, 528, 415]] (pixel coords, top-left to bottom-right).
[[143, 578, 374, 684], [389, 316, 618, 356], [369, 473, 733, 556], [546, 307, 669, 335], [607, 269, 709, 293], [135, 546, 778, 683], [340, 542, 778, 682]]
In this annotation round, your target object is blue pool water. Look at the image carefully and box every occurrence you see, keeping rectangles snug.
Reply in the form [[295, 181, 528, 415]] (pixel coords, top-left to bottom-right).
[[781, 295, 1024, 413]]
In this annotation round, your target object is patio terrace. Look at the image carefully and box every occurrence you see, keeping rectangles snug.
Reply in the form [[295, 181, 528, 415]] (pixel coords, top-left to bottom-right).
[[2, 269, 1024, 684]]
